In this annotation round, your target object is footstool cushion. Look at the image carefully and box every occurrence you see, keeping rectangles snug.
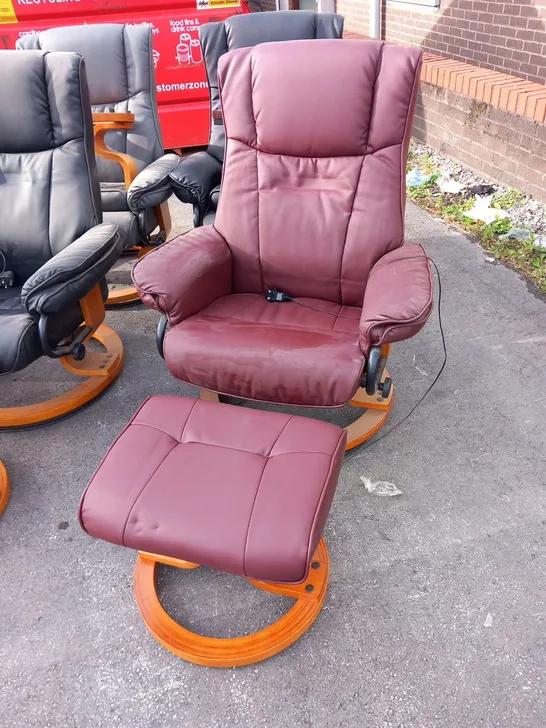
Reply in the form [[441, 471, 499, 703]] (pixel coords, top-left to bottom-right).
[[80, 396, 346, 583]]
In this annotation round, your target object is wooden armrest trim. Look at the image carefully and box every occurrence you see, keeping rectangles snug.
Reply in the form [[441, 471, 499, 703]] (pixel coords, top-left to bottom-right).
[[93, 125, 138, 188], [92, 112, 135, 127]]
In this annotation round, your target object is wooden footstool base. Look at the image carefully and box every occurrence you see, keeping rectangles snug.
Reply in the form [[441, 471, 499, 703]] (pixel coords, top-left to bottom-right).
[[134, 538, 329, 668], [80, 395, 345, 667], [0, 460, 9, 518]]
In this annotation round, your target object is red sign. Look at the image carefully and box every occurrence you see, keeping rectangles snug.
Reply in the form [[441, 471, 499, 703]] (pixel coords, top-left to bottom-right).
[[0, 0, 249, 149]]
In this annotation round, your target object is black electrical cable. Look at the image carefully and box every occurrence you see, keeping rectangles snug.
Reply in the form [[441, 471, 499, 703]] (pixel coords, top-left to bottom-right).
[[264, 255, 447, 453]]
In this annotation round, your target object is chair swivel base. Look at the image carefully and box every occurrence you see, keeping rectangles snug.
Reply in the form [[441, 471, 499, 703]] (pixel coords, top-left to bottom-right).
[[0, 461, 10, 517], [134, 538, 329, 668], [200, 368, 394, 453], [345, 369, 393, 451], [0, 324, 124, 428]]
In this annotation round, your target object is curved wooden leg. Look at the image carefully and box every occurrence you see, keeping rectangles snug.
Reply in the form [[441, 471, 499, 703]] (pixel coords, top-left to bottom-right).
[[134, 539, 329, 668], [0, 460, 10, 518], [0, 324, 124, 429]]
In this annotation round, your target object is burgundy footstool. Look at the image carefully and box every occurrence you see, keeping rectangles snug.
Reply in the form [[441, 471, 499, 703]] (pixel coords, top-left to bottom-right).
[[80, 395, 346, 667]]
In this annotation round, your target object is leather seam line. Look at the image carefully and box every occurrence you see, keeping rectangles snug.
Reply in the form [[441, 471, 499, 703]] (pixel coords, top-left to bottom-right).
[[179, 397, 199, 442], [243, 416, 293, 577], [181, 314, 360, 337], [120, 440, 179, 546], [78, 56, 101, 224], [339, 155, 365, 305], [248, 56, 264, 293], [303, 431, 346, 581], [129, 422, 336, 458]]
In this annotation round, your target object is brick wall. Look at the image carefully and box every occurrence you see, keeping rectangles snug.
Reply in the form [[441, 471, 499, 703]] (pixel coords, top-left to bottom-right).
[[415, 80, 546, 201], [253, 0, 277, 11], [336, 0, 546, 84]]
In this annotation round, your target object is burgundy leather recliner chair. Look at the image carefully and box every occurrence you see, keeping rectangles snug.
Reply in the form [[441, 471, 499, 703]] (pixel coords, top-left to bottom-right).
[[133, 39, 434, 449]]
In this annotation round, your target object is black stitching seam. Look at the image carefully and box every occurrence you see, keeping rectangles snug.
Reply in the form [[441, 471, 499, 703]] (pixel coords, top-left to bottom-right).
[[121, 26, 129, 158], [43, 54, 55, 260], [77, 56, 101, 225]]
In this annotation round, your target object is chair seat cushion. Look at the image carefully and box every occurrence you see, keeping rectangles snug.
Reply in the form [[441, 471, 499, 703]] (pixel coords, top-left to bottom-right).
[[0, 287, 41, 374], [164, 294, 364, 407], [79, 395, 346, 583]]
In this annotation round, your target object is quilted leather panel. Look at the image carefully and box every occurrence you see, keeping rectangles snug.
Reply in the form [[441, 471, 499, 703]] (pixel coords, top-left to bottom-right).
[[215, 40, 422, 307], [200, 10, 344, 161], [0, 50, 101, 283], [80, 396, 346, 583], [18, 24, 164, 182]]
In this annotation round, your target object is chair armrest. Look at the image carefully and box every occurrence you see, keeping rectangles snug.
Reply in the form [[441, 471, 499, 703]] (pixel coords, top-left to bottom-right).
[[132, 226, 233, 326], [169, 151, 222, 207], [93, 113, 137, 188], [359, 243, 433, 355], [21, 223, 121, 317], [127, 154, 180, 214]]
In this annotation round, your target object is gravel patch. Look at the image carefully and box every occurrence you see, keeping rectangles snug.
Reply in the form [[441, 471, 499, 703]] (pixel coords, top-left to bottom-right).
[[409, 139, 546, 235]]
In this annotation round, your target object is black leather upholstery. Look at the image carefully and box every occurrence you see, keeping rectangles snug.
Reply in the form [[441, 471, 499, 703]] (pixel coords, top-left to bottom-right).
[[17, 25, 178, 249], [0, 50, 122, 375], [169, 10, 344, 226]]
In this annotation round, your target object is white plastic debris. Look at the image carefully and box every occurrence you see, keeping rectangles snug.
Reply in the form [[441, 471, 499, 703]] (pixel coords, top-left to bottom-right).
[[464, 195, 510, 224], [499, 227, 533, 241], [534, 236, 546, 249], [406, 168, 434, 188], [360, 476, 403, 497], [437, 175, 464, 194], [483, 613, 493, 628]]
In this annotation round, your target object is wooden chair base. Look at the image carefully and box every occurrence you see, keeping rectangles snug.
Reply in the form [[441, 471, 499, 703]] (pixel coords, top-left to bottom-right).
[[0, 460, 10, 518], [106, 285, 142, 307], [0, 324, 124, 429], [134, 538, 329, 668], [199, 367, 394, 453]]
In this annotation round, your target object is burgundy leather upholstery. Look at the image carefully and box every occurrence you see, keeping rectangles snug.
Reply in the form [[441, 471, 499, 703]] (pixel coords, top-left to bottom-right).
[[133, 40, 433, 407], [165, 295, 363, 405], [80, 396, 346, 584]]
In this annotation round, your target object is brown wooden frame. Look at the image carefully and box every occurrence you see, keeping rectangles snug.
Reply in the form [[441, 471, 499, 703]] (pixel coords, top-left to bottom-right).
[[134, 538, 330, 668], [0, 460, 9, 518], [91, 112, 172, 306], [0, 285, 123, 428]]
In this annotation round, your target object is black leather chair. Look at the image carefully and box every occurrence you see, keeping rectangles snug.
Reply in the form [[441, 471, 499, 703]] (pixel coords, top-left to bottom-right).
[[169, 10, 344, 226], [0, 49, 124, 428], [18, 25, 179, 305]]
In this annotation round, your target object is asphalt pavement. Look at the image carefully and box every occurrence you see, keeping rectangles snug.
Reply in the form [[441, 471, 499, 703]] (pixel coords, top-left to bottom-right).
[[0, 200, 544, 728]]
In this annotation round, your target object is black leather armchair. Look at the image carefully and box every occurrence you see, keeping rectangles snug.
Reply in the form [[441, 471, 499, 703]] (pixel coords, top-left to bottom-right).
[[0, 50, 124, 428], [169, 10, 344, 226], [18, 24, 179, 305]]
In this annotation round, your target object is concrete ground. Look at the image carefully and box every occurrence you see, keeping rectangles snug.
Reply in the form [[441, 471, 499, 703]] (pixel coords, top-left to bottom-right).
[[0, 200, 545, 728]]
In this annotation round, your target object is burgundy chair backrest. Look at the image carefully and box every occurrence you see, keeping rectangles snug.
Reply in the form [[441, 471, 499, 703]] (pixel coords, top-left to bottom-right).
[[215, 39, 422, 307]]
